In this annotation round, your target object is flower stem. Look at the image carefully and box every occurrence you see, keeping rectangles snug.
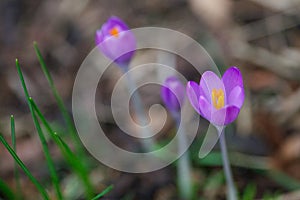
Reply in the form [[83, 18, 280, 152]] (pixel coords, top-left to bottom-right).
[[218, 127, 237, 200], [121, 66, 154, 151], [173, 112, 192, 199]]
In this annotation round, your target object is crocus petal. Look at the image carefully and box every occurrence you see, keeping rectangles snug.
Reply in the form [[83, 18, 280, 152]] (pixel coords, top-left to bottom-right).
[[198, 95, 212, 119], [172, 81, 186, 107], [186, 81, 201, 113], [211, 106, 240, 126], [102, 16, 129, 32], [228, 86, 244, 108], [222, 66, 243, 94], [161, 77, 185, 112], [96, 16, 130, 43], [95, 16, 136, 66], [186, 67, 244, 126], [200, 71, 226, 104], [99, 31, 136, 64]]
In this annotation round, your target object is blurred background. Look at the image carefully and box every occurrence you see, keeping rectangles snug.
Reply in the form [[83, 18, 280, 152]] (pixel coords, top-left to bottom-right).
[[0, 0, 300, 199]]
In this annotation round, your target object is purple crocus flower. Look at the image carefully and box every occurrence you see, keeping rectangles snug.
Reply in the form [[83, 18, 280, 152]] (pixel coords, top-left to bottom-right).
[[186, 67, 244, 126], [161, 76, 185, 112], [95, 16, 136, 66]]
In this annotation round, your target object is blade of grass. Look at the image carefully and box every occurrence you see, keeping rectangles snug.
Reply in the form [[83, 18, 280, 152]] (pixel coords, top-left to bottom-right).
[[195, 151, 269, 170], [0, 178, 16, 200], [266, 171, 300, 191], [32, 111, 63, 200], [91, 185, 114, 200], [33, 42, 83, 156], [203, 170, 224, 192], [10, 115, 22, 199], [30, 98, 94, 198], [242, 183, 257, 200], [53, 131, 94, 198], [194, 151, 300, 191], [33, 42, 94, 197], [0, 134, 49, 200], [15, 59, 63, 200]]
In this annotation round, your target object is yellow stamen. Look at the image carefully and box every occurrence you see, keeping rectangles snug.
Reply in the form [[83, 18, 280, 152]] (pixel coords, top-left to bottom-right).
[[109, 27, 119, 37], [212, 88, 225, 109]]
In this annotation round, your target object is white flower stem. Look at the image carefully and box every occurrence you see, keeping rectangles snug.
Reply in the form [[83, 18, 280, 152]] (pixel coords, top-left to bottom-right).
[[121, 66, 154, 151], [218, 127, 237, 200], [173, 112, 193, 200]]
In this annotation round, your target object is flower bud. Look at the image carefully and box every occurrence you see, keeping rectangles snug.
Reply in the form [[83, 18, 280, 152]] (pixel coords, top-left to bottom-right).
[[161, 76, 185, 112]]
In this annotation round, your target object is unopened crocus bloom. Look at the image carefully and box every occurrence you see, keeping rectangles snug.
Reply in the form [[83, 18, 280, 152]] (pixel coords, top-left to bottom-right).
[[95, 16, 136, 67], [162, 76, 192, 199], [186, 67, 244, 126], [161, 76, 185, 112]]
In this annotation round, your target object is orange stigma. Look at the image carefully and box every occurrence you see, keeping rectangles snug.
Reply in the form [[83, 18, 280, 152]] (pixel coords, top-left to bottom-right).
[[109, 27, 119, 37], [212, 89, 225, 109]]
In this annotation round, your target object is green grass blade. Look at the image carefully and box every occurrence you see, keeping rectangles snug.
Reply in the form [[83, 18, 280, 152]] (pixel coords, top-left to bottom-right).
[[33, 42, 92, 196], [15, 59, 63, 200], [32, 111, 63, 200], [91, 185, 114, 200], [33, 42, 83, 155], [194, 150, 300, 191], [203, 170, 224, 192], [33, 42, 95, 195], [0, 178, 16, 200], [194, 151, 269, 170], [30, 98, 94, 198], [33, 42, 54, 86], [10, 115, 22, 199], [0, 134, 49, 200], [266, 171, 300, 191], [54, 133, 94, 198], [242, 183, 256, 200]]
